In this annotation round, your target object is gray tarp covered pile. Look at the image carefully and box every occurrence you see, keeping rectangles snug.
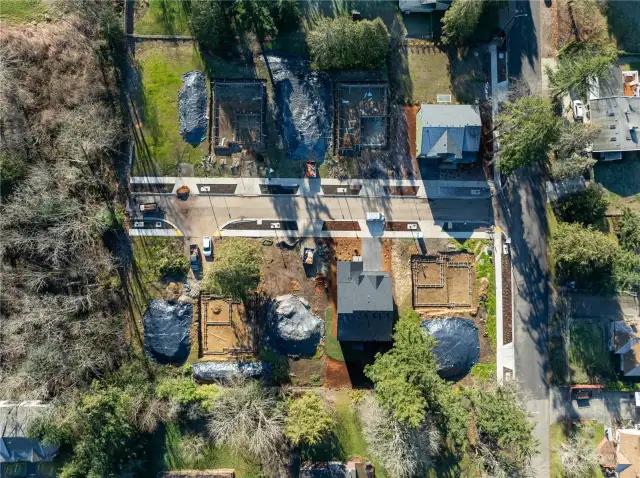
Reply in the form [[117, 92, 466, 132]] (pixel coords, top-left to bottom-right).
[[419, 318, 480, 379], [265, 294, 324, 357], [192, 361, 270, 382], [178, 70, 208, 146], [267, 54, 332, 161], [143, 300, 192, 364]]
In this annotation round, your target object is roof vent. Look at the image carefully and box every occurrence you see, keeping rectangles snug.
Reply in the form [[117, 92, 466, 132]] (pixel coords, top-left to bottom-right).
[[437, 94, 452, 103]]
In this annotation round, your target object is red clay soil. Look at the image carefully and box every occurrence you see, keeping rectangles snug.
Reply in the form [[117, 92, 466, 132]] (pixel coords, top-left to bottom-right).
[[322, 221, 361, 231], [325, 358, 352, 389], [405, 106, 420, 161]]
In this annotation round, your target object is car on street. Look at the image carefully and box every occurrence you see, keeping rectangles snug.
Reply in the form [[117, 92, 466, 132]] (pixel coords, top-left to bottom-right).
[[572, 100, 584, 121], [202, 236, 213, 257], [366, 212, 385, 222]]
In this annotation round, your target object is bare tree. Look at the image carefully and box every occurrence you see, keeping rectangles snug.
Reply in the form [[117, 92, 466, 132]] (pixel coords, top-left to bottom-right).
[[207, 380, 287, 472], [560, 432, 600, 478], [359, 397, 440, 478]]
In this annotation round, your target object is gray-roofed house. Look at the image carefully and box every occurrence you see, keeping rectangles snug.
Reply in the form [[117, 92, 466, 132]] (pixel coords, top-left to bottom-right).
[[399, 0, 452, 13], [1, 401, 58, 478], [586, 66, 640, 160], [416, 104, 482, 165], [337, 261, 394, 342]]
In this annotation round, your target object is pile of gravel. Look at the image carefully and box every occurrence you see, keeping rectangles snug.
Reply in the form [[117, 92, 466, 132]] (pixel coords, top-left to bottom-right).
[[265, 294, 324, 357]]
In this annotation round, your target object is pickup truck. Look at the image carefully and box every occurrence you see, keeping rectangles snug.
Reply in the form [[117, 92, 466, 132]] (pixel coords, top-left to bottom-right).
[[189, 244, 200, 274]]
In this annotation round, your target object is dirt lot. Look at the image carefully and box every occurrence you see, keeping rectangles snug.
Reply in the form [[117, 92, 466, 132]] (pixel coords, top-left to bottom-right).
[[412, 253, 473, 308], [200, 295, 255, 361]]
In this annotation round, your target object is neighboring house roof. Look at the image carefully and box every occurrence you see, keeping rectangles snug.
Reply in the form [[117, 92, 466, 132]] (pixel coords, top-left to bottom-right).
[[300, 462, 347, 478], [0, 401, 58, 464], [617, 429, 640, 478], [416, 104, 482, 160], [611, 320, 640, 376], [337, 261, 394, 342], [622, 341, 640, 376], [597, 436, 616, 468], [587, 96, 640, 153], [399, 0, 452, 12]]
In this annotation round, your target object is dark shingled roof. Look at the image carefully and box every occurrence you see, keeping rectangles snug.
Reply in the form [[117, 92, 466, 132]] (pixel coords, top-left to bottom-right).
[[337, 261, 394, 342]]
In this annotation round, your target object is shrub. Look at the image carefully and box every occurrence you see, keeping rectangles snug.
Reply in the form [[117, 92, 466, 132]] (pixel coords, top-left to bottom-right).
[[202, 238, 262, 300], [553, 184, 608, 226], [285, 393, 333, 446], [618, 208, 640, 252], [156, 376, 218, 412], [308, 16, 390, 70], [441, 0, 484, 46]]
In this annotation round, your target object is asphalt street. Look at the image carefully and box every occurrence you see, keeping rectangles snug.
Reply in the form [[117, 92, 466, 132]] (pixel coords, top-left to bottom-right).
[[147, 194, 494, 240], [504, 1, 550, 476]]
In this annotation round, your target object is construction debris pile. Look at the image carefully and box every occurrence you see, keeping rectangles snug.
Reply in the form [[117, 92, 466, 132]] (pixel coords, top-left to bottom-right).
[[268, 54, 333, 162], [143, 300, 192, 364], [192, 361, 269, 382], [419, 318, 480, 379], [265, 294, 324, 357], [178, 70, 208, 146]]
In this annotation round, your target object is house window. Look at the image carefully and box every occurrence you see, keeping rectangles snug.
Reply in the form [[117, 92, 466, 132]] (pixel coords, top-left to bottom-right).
[[5, 462, 28, 477], [38, 462, 57, 477]]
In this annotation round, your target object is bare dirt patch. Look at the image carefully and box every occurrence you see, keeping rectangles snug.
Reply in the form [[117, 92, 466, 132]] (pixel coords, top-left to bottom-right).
[[199, 295, 255, 361], [411, 253, 474, 308], [325, 357, 352, 389], [322, 221, 361, 231], [391, 239, 420, 313]]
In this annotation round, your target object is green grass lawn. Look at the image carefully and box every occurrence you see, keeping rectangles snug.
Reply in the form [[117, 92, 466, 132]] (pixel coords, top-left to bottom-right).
[[471, 362, 496, 381], [403, 47, 453, 104], [568, 321, 616, 384], [149, 423, 260, 478], [324, 308, 345, 361], [593, 153, 640, 213], [135, 0, 192, 35], [134, 43, 209, 176], [475, 243, 496, 349], [0, 0, 48, 24], [550, 421, 605, 478]]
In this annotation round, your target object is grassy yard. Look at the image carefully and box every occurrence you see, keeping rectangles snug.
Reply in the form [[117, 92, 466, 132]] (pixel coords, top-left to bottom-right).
[[324, 308, 345, 361], [135, 0, 192, 36], [148, 423, 260, 478], [568, 321, 616, 384], [134, 43, 208, 176], [0, 0, 48, 24], [550, 421, 605, 478], [471, 362, 496, 381], [403, 47, 453, 104], [475, 242, 497, 349], [593, 153, 640, 213]]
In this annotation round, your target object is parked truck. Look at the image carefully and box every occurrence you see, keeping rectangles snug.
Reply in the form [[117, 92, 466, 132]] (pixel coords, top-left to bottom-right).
[[189, 244, 200, 274]]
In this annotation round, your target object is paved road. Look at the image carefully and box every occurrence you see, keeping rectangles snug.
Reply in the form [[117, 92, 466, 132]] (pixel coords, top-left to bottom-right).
[[143, 194, 494, 240], [508, 0, 541, 88], [550, 387, 639, 426]]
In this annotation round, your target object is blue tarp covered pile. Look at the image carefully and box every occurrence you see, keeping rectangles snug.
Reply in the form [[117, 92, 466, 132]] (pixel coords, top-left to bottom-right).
[[178, 70, 208, 146], [420, 317, 480, 379]]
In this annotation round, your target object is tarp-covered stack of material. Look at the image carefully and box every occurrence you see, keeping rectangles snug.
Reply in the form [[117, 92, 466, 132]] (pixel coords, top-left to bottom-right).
[[179, 71, 208, 146], [265, 294, 324, 357], [267, 54, 333, 161], [143, 300, 192, 364], [419, 318, 480, 379], [192, 362, 270, 382]]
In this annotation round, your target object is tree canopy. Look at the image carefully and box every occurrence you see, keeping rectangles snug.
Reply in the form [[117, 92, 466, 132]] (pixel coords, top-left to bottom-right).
[[548, 40, 618, 100], [553, 184, 608, 226], [308, 16, 390, 70], [497, 96, 562, 175], [618, 208, 640, 252], [285, 393, 333, 446], [441, 0, 484, 46]]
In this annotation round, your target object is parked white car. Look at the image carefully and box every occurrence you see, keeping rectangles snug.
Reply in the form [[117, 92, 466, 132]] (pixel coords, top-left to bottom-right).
[[202, 236, 213, 257], [572, 100, 584, 121], [366, 212, 385, 222]]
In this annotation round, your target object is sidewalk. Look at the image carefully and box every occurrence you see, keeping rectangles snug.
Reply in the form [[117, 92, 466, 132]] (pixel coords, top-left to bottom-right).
[[130, 176, 493, 199]]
